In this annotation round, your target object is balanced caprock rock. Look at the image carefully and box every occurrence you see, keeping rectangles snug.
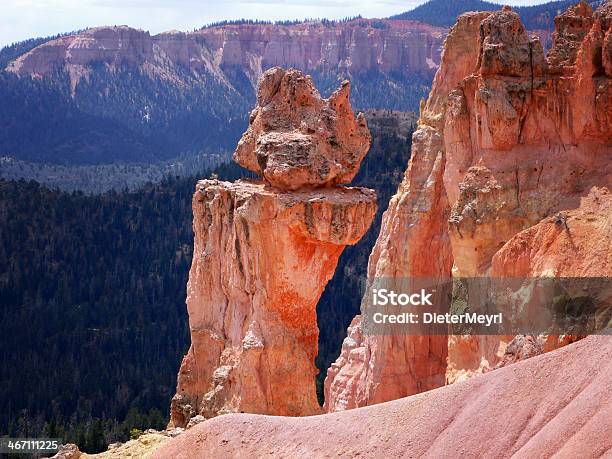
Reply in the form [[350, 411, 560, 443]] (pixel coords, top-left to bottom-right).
[[170, 67, 376, 427], [234, 68, 371, 190], [325, 1, 611, 411]]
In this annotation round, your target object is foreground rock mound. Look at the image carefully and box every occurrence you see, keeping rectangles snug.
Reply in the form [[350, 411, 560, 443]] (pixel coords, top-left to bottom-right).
[[154, 335, 612, 458], [234, 67, 371, 190], [170, 69, 376, 427], [325, 1, 611, 409]]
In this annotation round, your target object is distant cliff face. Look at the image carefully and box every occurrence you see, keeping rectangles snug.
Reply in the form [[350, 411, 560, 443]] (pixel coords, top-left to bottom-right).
[[325, 0, 611, 411], [1, 20, 443, 164], [7, 21, 445, 86]]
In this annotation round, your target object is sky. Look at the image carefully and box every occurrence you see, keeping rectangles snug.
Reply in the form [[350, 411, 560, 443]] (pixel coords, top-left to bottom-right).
[[0, 0, 555, 48]]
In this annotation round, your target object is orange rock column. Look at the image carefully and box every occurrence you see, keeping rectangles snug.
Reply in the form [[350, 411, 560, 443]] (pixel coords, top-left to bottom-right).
[[170, 180, 376, 426], [170, 67, 376, 427]]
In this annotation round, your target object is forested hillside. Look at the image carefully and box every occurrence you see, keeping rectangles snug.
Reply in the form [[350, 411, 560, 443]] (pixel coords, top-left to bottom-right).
[[0, 65, 426, 167], [0, 69, 248, 165], [0, 112, 414, 452], [0, 153, 229, 194]]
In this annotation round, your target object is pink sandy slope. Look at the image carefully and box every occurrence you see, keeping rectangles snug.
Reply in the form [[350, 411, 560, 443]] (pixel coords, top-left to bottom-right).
[[153, 334, 612, 458]]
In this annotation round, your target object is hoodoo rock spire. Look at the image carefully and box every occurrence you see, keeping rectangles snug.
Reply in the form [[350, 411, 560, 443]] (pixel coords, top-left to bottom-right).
[[170, 67, 377, 427]]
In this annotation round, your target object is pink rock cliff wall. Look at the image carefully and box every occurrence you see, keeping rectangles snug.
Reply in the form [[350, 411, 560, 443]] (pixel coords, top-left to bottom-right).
[[325, 1, 611, 411]]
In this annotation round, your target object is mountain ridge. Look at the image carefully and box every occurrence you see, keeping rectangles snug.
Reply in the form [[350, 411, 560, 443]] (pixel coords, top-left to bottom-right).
[[391, 0, 603, 27], [0, 20, 438, 165]]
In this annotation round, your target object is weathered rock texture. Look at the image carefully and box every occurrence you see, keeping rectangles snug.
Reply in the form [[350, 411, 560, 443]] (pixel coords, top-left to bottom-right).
[[170, 71, 376, 427], [6, 21, 446, 89], [5, 19, 567, 90], [323, 10, 485, 413], [153, 335, 612, 458], [445, 0, 612, 383], [325, 1, 611, 411], [491, 187, 612, 356], [234, 67, 371, 190], [491, 187, 611, 278]]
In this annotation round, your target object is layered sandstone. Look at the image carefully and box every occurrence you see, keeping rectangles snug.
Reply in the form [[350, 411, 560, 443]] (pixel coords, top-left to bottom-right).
[[6, 21, 446, 89], [491, 187, 611, 278], [490, 187, 612, 355], [6, 18, 568, 90], [326, 1, 611, 410], [170, 69, 376, 427], [6, 26, 154, 76], [445, 1, 611, 382], [154, 335, 612, 458]]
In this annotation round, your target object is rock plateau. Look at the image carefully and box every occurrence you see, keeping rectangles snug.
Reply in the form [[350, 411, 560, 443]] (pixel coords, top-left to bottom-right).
[[6, 21, 446, 90]]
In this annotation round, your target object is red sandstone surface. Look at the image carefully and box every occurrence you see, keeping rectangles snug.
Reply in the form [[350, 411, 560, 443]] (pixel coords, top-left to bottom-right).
[[492, 187, 612, 277], [170, 70, 376, 427], [234, 67, 371, 190]]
